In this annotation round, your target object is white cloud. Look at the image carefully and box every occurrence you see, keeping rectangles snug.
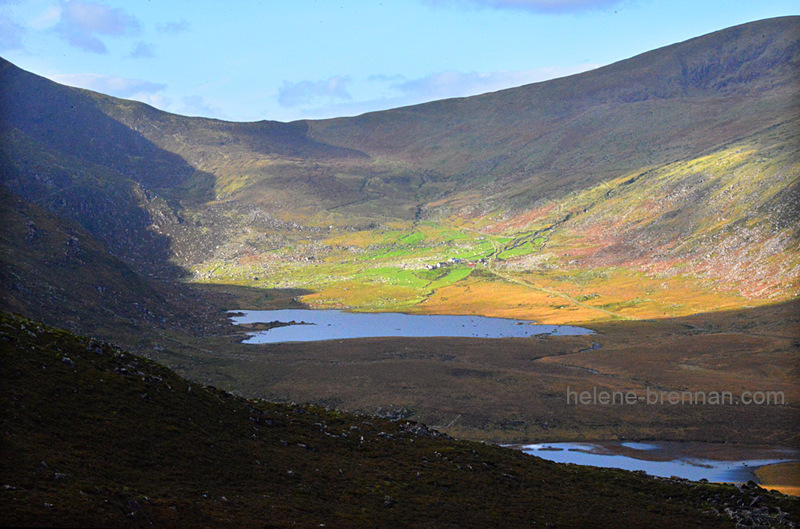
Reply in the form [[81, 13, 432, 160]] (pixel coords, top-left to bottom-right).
[[130, 41, 154, 58], [277, 76, 352, 107], [426, 0, 627, 13], [49, 72, 166, 98], [29, 5, 62, 30], [367, 73, 405, 82], [53, 0, 142, 53], [157, 19, 189, 34], [56, 28, 106, 52], [60, 0, 141, 35]]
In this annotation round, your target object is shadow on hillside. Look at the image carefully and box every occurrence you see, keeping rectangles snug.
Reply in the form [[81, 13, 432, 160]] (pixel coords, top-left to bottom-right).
[[587, 298, 800, 339], [0, 58, 217, 279], [190, 284, 315, 311]]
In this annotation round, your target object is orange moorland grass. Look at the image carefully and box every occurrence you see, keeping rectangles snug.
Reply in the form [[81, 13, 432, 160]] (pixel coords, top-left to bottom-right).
[[756, 463, 800, 497], [387, 267, 752, 325], [529, 268, 755, 321], [409, 276, 604, 323], [304, 280, 422, 310]]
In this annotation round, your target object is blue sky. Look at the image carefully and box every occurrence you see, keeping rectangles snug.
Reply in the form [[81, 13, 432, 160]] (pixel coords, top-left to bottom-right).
[[1, 0, 798, 122]]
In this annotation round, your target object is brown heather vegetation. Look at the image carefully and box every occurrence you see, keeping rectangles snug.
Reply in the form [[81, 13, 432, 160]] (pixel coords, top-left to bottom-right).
[[1, 16, 799, 526], [3, 312, 799, 527], [188, 287, 800, 449]]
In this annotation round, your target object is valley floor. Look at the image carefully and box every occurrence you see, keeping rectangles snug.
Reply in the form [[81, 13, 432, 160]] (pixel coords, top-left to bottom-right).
[[172, 286, 800, 450], [2, 312, 799, 528]]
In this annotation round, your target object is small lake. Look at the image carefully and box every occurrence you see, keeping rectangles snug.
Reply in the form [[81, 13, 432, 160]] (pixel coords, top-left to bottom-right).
[[229, 309, 593, 344], [514, 441, 800, 483]]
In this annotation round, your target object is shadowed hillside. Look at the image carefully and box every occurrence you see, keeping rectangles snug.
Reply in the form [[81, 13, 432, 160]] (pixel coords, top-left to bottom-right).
[[2, 312, 798, 528], [0, 187, 226, 342]]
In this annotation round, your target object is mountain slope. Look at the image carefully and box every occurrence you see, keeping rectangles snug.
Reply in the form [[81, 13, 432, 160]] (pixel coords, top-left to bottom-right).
[[4, 18, 797, 224], [482, 121, 800, 299], [2, 311, 797, 528], [1, 17, 798, 332], [309, 16, 800, 211], [0, 186, 225, 344]]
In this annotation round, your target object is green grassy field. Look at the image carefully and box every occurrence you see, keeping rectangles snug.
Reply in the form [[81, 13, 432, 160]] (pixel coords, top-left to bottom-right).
[[186, 128, 799, 325]]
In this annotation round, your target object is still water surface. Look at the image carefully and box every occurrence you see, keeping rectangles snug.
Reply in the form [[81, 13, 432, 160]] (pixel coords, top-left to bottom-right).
[[515, 441, 799, 483], [229, 309, 593, 344]]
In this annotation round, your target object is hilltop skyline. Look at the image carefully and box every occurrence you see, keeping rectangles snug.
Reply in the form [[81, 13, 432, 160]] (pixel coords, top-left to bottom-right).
[[1, 0, 798, 122]]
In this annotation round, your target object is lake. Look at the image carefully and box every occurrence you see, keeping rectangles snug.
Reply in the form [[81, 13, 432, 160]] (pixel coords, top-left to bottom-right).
[[229, 309, 593, 343], [513, 441, 800, 483]]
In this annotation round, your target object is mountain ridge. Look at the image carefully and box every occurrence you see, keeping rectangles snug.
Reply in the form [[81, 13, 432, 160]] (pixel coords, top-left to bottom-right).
[[307, 16, 800, 208], [2, 17, 797, 214]]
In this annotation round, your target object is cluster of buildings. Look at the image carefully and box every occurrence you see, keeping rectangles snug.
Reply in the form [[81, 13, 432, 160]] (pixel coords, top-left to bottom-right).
[[427, 257, 489, 270]]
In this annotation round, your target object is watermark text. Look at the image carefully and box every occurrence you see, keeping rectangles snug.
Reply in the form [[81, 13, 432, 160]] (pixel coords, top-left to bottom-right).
[[566, 386, 785, 406]]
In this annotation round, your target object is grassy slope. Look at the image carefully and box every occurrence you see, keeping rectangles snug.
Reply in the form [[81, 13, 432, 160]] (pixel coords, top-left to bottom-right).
[[308, 17, 800, 207], [2, 19, 798, 323], [195, 132, 799, 322], [484, 122, 800, 300], [181, 18, 799, 317], [3, 311, 799, 528]]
